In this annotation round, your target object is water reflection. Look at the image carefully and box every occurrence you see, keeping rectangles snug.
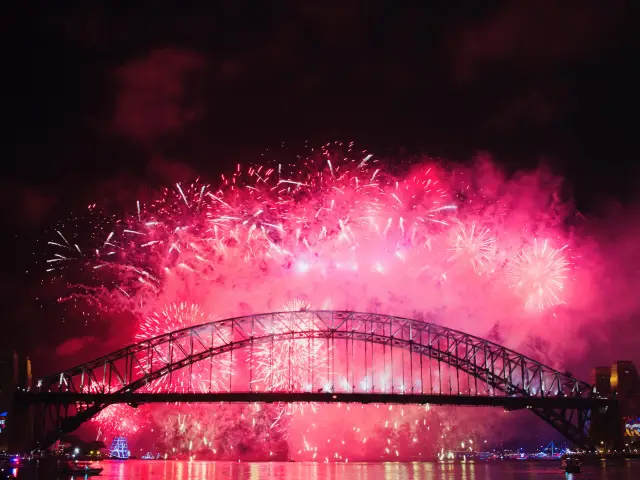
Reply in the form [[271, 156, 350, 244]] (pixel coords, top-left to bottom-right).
[[11, 459, 638, 479]]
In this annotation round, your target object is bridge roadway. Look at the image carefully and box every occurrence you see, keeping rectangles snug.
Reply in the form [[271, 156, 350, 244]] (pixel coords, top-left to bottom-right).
[[16, 391, 612, 410]]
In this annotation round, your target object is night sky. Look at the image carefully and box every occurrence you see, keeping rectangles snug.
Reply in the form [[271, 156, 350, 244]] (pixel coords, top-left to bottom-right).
[[4, 2, 640, 366]]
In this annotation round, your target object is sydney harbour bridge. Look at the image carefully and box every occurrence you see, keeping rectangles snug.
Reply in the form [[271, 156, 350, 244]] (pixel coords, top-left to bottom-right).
[[5, 310, 624, 452]]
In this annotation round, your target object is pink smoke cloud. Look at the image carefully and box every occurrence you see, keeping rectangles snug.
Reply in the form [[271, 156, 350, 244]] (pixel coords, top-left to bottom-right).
[[449, 0, 625, 83], [55, 336, 98, 357], [112, 48, 205, 142]]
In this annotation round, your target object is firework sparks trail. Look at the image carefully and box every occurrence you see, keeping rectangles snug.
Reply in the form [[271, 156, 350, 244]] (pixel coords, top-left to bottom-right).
[[134, 302, 232, 393], [93, 404, 150, 439], [252, 300, 327, 393], [80, 382, 151, 438], [46, 154, 457, 286], [44, 144, 580, 459], [448, 220, 498, 274], [508, 239, 570, 311], [249, 299, 328, 429]]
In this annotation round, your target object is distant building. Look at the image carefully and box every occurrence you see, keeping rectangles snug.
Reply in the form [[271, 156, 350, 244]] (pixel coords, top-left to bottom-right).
[[591, 361, 640, 447], [592, 367, 612, 397], [0, 351, 33, 451], [0, 351, 32, 394], [610, 361, 640, 417]]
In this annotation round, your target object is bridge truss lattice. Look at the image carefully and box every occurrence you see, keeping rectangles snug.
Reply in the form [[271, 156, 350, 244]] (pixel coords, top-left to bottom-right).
[[25, 311, 604, 450]]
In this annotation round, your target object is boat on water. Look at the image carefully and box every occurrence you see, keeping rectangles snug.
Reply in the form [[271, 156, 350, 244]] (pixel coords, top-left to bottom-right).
[[560, 456, 581, 474], [56, 460, 103, 476]]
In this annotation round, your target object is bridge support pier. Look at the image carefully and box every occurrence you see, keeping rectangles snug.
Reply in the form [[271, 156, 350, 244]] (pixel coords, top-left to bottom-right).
[[5, 400, 33, 453], [589, 399, 624, 452]]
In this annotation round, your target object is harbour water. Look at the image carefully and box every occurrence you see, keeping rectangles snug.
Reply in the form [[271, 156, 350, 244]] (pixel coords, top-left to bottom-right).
[[8, 459, 639, 479]]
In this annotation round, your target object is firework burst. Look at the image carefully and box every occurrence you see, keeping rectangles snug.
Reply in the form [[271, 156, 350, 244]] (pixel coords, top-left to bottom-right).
[[93, 404, 150, 439], [79, 382, 151, 438], [509, 239, 570, 311], [135, 302, 232, 393], [252, 300, 328, 393], [249, 300, 329, 428], [448, 220, 498, 274]]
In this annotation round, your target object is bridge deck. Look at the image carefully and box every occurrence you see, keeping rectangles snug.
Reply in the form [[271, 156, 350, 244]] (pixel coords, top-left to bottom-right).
[[18, 391, 611, 409]]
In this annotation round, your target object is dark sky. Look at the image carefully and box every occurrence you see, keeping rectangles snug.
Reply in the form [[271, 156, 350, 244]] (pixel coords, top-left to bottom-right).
[[6, 2, 640, 211], [3, 2, 640, 361]]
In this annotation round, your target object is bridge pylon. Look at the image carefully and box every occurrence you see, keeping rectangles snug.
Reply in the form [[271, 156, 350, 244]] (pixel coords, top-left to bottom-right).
[[589, 397, 625, 452]]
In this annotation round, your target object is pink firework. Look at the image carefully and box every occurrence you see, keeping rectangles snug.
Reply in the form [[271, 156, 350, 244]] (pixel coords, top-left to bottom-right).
[[509, 239, 570, 311], [249, 299, 329, 431], [448, 220, 498, 274], [93, 404, 150, 438], [79, 383, 150, 437], [46, 181, 217, 296], [139, 181, 216, 275], [135, 302, 231, 393], [47, 152, 462, 291], [252, 299, 328, 393]]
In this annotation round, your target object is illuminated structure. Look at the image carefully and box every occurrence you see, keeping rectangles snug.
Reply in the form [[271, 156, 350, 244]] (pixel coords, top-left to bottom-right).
[[625, 419, 640, 439], [21, 311, 616, 451], [591, 361, 640, 449], [611, 362, 640, 447], [610, 361, 640, 417], [109, 436, 130, 459]]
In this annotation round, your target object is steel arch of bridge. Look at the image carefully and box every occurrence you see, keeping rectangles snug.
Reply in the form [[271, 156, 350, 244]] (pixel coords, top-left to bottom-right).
[[28, 310, 602, 450]]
